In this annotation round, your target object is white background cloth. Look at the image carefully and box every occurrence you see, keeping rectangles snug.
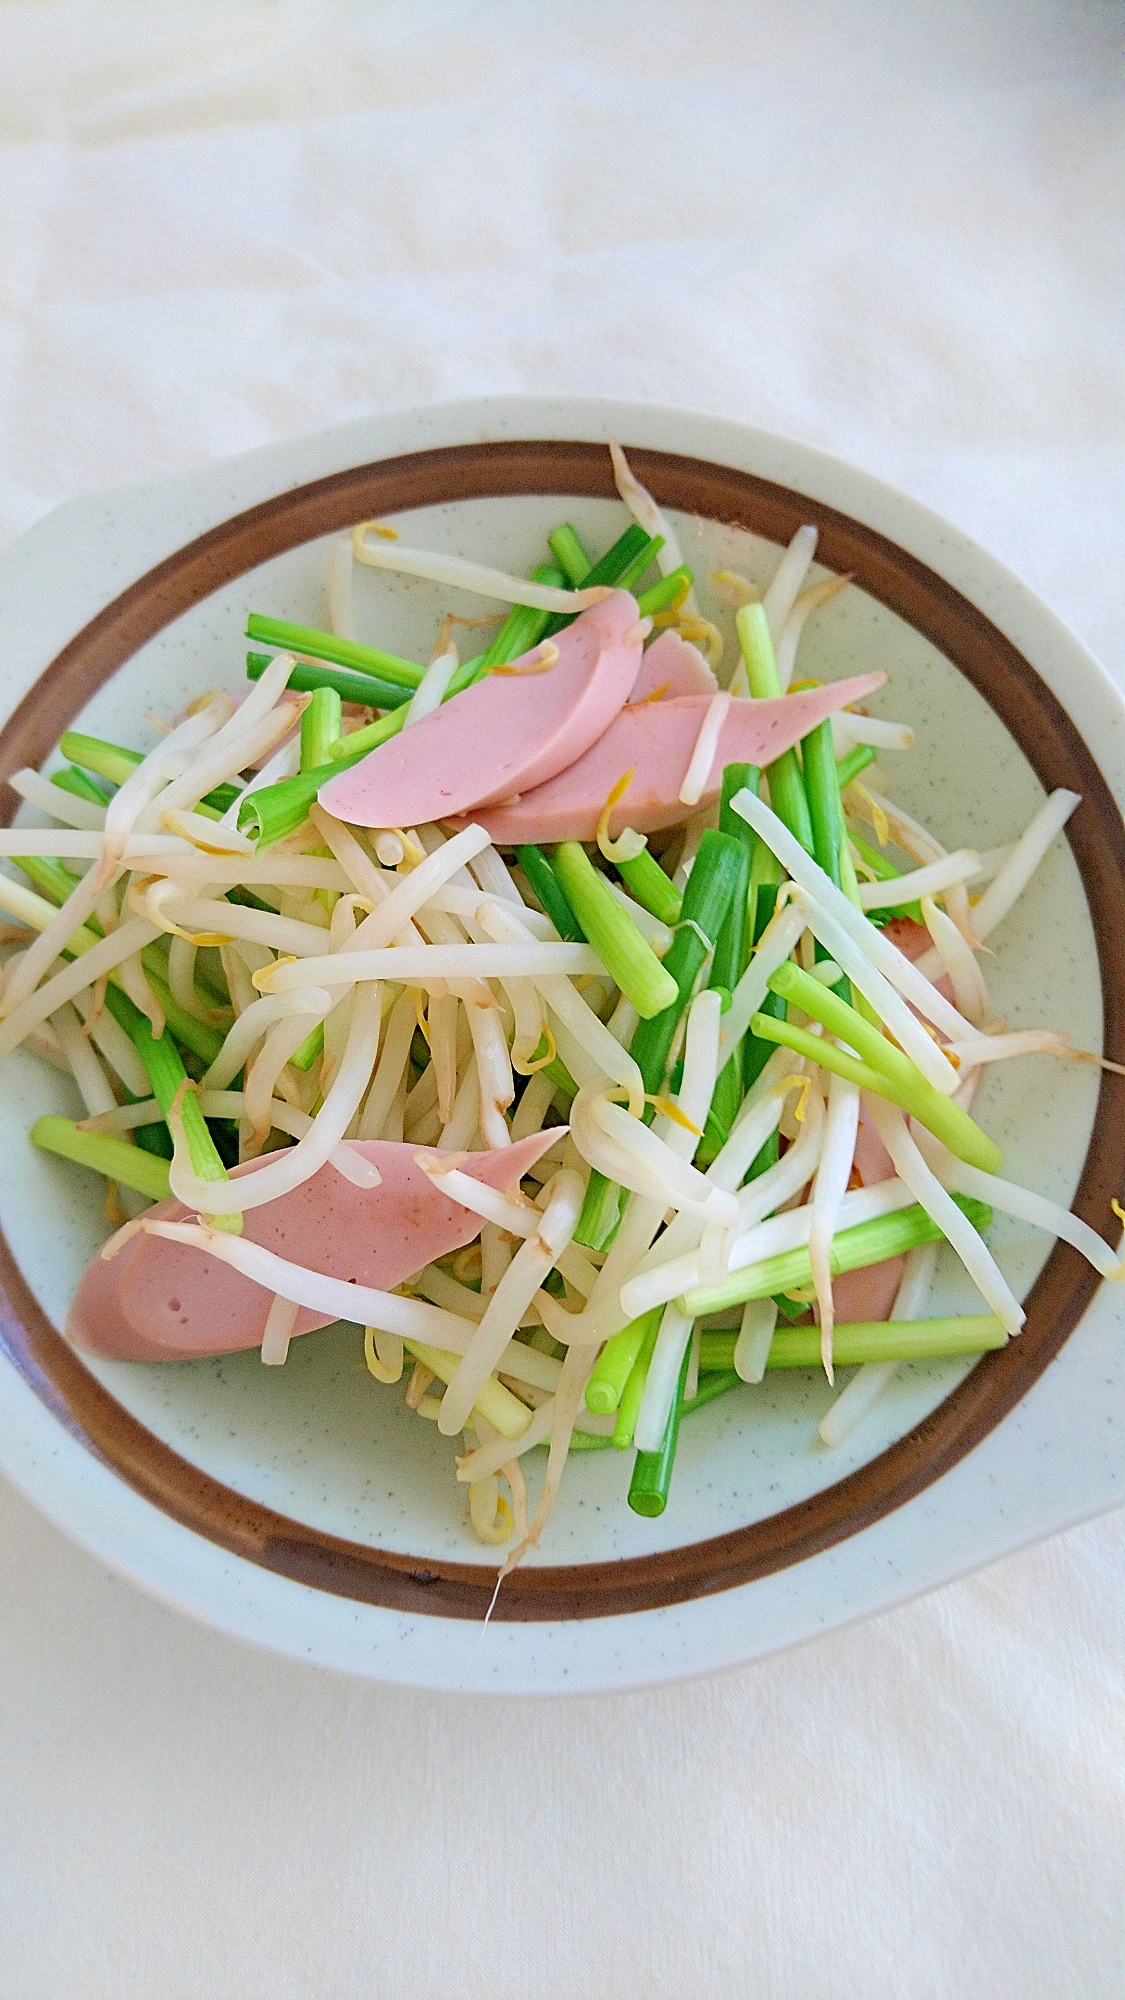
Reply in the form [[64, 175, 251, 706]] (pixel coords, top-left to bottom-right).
[[2, 4, 1125, 1994]]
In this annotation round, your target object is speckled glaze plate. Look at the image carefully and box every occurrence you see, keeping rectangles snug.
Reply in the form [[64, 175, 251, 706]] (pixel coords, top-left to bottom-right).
[[1, 397, 1124, 1694]]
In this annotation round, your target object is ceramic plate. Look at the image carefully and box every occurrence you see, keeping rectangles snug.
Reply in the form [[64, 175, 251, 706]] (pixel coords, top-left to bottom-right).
[[1, 397, 1124, 1693]]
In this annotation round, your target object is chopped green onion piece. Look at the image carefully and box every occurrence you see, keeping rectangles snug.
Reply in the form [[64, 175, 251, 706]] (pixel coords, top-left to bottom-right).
[[635, 564, 693, 618], [469, 563, 568, 683], [585, 1307, 662, 1415], [613, 847, 682, 926], [59, 731, 141, 788], [736, 603, 815, 853], [237, 744, 371, 846], [59, 732, 239, 817], [614, 534, 666, 597], [698, 783, 752, 1161], [325, 707, 407, 765], [247, 650, 410, 712], [51, 766, 112, 807], [761, 964, 1002, 1173], [516, 844, 585, 943], [575, 1171, 624, 1253], [245, 615, 424, 690], [552, 843, 678, 1020], [836, 743, 877, 791], [288, 1022, 325, 1073], [801, 715, 851, 996], [629, 829, 747, 1086], [576, 830, 748, 1249], [628, 1336, 691, 1516], [547, 524, 592, 586], [681, 1194, 992, 1317], [137, 963, 226, 1067], [30, 1116, 172, 1202], [300, 686, 343, 772], [103, 986, 240, 1232], [698, 1315, 1007, 1372], [13, 854, 84, 909], [612, 1309, 662, 1447], [540, 525, 653, 638]]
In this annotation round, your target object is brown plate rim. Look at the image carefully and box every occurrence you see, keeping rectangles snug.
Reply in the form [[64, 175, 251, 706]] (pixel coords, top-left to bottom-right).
[[1, 437, 1122, 1624]]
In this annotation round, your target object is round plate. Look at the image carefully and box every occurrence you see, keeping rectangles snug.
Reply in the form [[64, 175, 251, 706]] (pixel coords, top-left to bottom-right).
[[1, 397, 1124, 1691]]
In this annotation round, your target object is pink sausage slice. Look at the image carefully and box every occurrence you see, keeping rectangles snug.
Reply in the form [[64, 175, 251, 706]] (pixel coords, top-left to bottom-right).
[[68, 1131, 562, 1364], [463, 671, 886, 846], [317, 591, 644, 828], [627, 629, 717, 704]]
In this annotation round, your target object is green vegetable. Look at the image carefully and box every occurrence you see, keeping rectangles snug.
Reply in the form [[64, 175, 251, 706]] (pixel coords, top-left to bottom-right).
[[698, 769, 753, 1162], [612, 1309, 662, 1448], [613, 847, 682, 926], [628, 1337, 691, 1516], [697, 1315, 1007, 1372], [552, 843, 678, 1019], [245, 614, 424, 691], [30, 1116, 173, 1201], [540, 524, 654, 637], [680, 1194, 992, 1317], [13, 854, 83, 909], [735, 604, 814, 853], [300, 686, 343, 772], [636, 565, 693, 618], [516, 844, 585, 944], [758, 962, 1002, 1173], [103, 986, 240, 1232], [575, 828, 747, 1251], [468, 563, 568, 682], [613, 535, 666, 597], [835, 743, 876, 791], [237, 744, 371, 847], [51, 766, 111, 807], [247, 651, 410, 712], [630, 829, 747, 1088], [59, 732, 240, 817], [585, 1307, 662, 1415], [324, 707, 409, 765], [547, 524, 592, 586]]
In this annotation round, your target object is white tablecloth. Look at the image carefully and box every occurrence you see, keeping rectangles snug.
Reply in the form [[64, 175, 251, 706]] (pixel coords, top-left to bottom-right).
[[3, 5, 1125, 1994]]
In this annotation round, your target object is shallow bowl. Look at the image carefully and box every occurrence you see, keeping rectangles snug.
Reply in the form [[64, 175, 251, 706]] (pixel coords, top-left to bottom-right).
[[1, 396, 1123, 1693]]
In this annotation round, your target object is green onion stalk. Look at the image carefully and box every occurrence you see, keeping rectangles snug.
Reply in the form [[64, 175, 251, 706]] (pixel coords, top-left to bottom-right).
[[551, 843, 678, 1021], [51, 766, 111, 808], [612, 846, 682, 927], [244, 615, 425, 692], [585, 1306, 662, 1416], [246, 651, 414, 713], [30, 1117, 174, 1202], [574, 829, 746, 1249], [547, 523, 592, 585], [697, 766, 755, 1164], [628, 1336, 691, 1516], [515, 845, 585, 944], [735, 605, 814, 853], [680, 1193, 992, 1317], [758, 959, 1001, 1172], [697, 1315, 1007, 1372], [103, 986, 242, 1233], [59, 732, 240, 818]]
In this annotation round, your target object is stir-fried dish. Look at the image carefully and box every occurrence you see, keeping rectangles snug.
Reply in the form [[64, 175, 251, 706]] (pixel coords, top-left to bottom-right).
[[3, 445, 1120, 1560]]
